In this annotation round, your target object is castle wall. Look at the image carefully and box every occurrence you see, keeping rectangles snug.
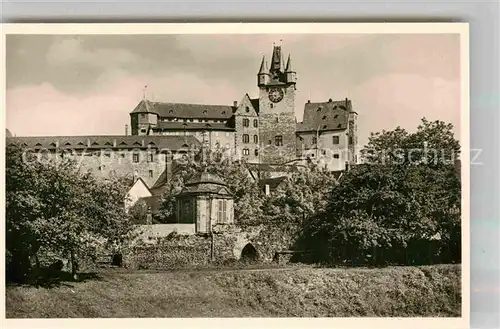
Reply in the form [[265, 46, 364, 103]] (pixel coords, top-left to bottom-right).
[[259, 84, 297, 164], [234, 96, 259, 163], [296, 130, 349, 171], [36, 149, 168, 188]]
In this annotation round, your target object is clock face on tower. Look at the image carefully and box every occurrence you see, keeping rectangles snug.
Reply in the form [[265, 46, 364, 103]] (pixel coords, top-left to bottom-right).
[[268, 87, 284, 103]]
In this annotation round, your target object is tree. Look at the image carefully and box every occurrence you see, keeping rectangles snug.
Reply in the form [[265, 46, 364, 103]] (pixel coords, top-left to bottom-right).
[[6, 144, 135, 282], [307, 118, 461, 265]]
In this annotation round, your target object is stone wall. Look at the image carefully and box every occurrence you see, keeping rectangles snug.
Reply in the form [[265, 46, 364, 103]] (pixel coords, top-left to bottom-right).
[[258, 84, 297, 164]]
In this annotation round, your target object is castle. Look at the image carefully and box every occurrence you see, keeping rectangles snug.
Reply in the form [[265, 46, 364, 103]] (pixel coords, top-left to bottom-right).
[[130, 44, 358, 169], [7, 44, 359, 214]]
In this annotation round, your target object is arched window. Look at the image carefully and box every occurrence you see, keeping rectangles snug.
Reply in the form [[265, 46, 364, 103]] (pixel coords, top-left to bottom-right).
[[243, 134, 250, 143], [243, 118, 249, 127], [253, 135, 258, 144], [253, 119, 258, 127]]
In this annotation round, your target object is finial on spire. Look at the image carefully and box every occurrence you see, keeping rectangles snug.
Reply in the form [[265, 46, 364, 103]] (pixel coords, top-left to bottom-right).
[[142, 85, 148, 100]]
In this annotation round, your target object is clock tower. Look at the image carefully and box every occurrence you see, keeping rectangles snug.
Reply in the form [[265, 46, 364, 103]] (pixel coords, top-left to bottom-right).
[[257, 45, 297, 164]]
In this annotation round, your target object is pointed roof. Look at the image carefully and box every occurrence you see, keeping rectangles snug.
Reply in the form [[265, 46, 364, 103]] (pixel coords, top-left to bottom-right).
[[270, 45, 283, 73], [258, 55, 267, 74], [185, 171, 226, 187], [285, 54, 293, 72]]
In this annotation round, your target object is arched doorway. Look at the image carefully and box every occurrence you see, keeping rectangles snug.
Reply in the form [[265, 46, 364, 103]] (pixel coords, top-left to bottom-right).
[[240, 243, 259, 263], [112, 254, 123, 267]]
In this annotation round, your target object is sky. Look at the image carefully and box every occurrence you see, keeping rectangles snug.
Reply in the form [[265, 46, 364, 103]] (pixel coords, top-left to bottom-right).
[[6, 33, 461, 147]]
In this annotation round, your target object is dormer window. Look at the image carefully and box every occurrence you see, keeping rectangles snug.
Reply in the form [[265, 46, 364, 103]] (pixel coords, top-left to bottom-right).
[[222, 111, 226, 115], [245, 107, 249, 113], [334, 114, 338, 119], [322, 115, 327, 120], [203, 110, 207, 115], [169, 110, 174, 114], [317, 107, 322, 111], [323, 125, 328, 129], [337, 124, 342, 128]]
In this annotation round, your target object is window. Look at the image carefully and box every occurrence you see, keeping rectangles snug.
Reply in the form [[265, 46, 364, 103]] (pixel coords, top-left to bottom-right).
[[180, 199, 193, 223], [349, 136, 354, 145], [253, 135, 258, 144], [254, 149, 259, 156], [270, 103, 274, 108], [332, 136, 340, 144], [312, 137, 317, 144], [243, 134, 250, 143], [275, 117, 279, 123], [243, 118, 249, 127], [275, 135, 283, 146], [322, 150, 326, 155], [140, 129, 146, 133], [334, 114, 338, 119], [243, 148, 250, 156], [149, 170, 153, 178], [333, 154, 340, 159], [253, 119, 258, 127], [217, 200, 227, 223], [141, 114, 146, 118], [133, 153, 140, 163], [322, 115, 327, 120], [245, 106, 250, 113], [147, 153, 154, 162]]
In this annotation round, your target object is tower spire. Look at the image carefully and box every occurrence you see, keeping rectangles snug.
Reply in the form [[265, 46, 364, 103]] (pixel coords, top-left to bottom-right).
[[258, 55, 266, 74], [270, 43, 283, 74], [285, 54, 293, 72]]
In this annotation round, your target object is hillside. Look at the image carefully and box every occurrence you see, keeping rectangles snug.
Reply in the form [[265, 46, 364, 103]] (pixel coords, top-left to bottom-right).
[[6, 264, 461, 318]]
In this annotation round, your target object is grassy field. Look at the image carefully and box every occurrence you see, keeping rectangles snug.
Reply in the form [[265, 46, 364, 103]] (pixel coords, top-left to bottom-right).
[[6, 264, 461, 318]]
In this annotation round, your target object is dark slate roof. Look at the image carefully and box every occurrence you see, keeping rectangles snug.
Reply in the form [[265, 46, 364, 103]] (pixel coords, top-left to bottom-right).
[[178, 171, 232, 196], [153, 122, 235, 131], [131, 99, 157, 114], [131, 100, 236, 119], [185, 171, 227, 186], [296, 99, 353, 133], [6, 135, 201, 151], [250, 98, 260, 113], [258, 176, 288, 189]]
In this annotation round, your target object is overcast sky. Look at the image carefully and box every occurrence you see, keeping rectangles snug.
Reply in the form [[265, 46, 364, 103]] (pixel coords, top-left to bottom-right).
[[6, 34, 461, 147]]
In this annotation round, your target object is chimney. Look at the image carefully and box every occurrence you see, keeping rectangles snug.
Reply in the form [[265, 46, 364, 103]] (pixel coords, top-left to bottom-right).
[[307, 100, 311, 103], [125, 124, 129, 136], [233, 101, 238, 107], [87, 138, 91, 147], [141, 139, 145, 147], [328, 98, 332, 103], [113, 139, 117, 147], [345, 97, 349, 107]]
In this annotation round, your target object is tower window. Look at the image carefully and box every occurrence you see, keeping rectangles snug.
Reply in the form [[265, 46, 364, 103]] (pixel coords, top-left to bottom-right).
[[349, 136, 354, 145], [245, 106, 250, 113], [254, 149, 259, 156], [141, 114, 146, 118], [333, 154, 340, 159], [243, 134, 250, 143], [253, 135, 258, 144], [312, 137, 317, 144], [147, 153, 154, 162], [253, 119, 258, 128], [332, 136, 340, 145], [243, 118, 249, 127], [275, 135, 283, 147], [275, 117, 279, 123], [243, 148, 250, 156], [149, 170, 153, 178], [270, 104, 274, 108], [133, 153, 140, 163]]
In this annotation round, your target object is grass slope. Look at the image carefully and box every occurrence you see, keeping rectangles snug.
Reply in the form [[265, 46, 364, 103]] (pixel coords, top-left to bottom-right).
[[6, 264, 461, 318]]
